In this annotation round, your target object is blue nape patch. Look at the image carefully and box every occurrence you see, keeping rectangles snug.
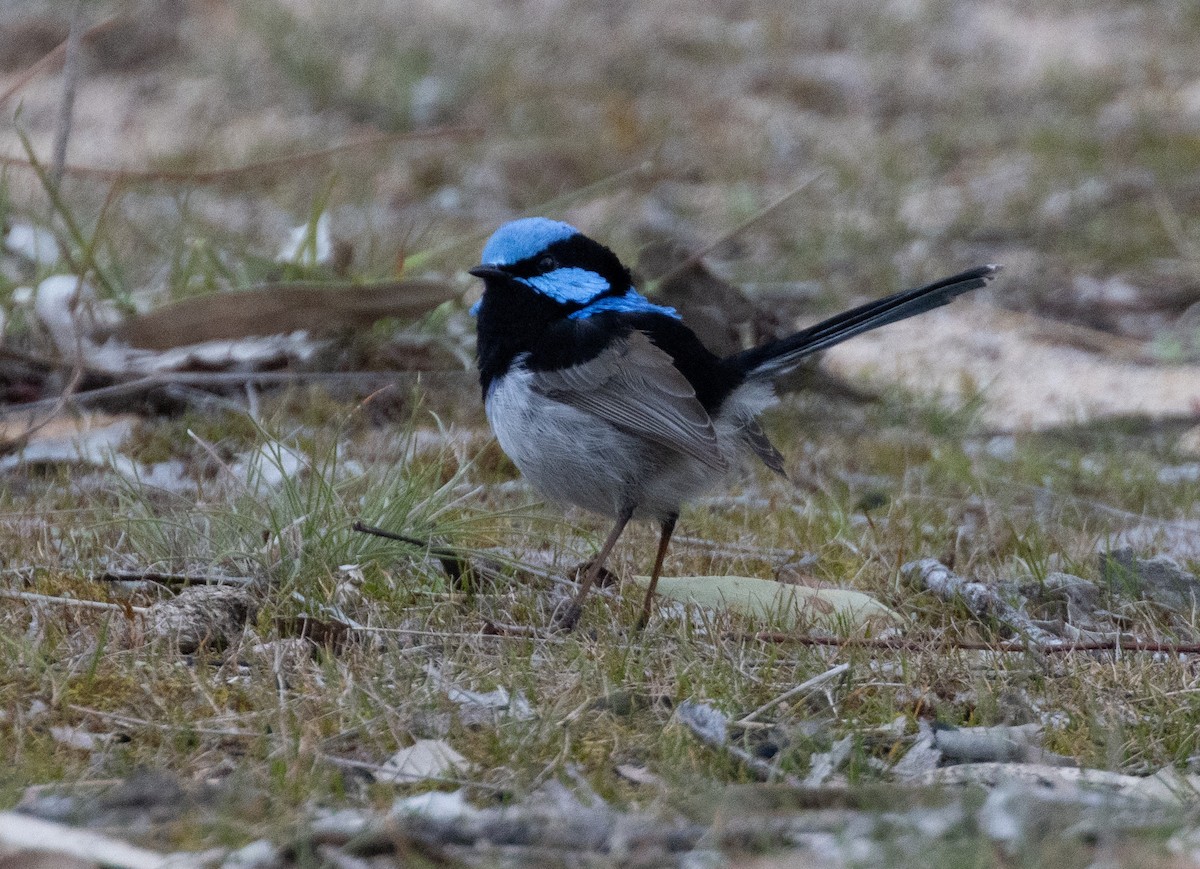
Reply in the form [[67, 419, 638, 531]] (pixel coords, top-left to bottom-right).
[[568, 291, 680, 320], [481, 217, 578, 266], [522, 267, 611, 304]]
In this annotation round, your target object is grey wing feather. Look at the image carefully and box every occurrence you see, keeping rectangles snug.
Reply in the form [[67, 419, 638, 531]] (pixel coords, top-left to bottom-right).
[[532, 331, 727, 471]]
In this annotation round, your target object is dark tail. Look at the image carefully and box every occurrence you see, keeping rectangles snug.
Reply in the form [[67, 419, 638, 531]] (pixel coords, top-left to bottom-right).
[[729, 264, 1001, 379]]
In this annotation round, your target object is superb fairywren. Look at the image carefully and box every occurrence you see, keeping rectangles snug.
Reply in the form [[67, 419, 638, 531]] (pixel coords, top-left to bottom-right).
[[470, 217, 999, 630]]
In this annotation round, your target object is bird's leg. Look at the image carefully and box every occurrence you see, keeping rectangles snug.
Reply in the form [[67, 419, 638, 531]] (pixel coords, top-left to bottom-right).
[[635, 513, 678, 630], [554, 504, 635, 631]]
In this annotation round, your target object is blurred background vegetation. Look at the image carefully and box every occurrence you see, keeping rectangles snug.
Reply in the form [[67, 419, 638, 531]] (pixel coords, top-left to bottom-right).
[[3, 0, 1199, 344]]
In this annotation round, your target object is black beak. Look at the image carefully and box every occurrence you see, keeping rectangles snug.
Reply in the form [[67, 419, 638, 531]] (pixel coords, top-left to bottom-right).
[[469, 265, 506, 280]]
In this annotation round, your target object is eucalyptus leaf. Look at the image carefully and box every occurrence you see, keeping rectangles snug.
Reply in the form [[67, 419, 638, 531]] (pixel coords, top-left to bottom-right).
[[629, 574, 901, 630]]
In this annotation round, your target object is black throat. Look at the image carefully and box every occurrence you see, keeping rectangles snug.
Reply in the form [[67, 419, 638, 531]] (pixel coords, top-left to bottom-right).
[[474, 277, 569, 397]]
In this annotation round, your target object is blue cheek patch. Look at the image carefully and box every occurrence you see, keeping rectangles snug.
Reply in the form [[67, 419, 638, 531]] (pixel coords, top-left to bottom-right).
[[481, 218, 578, 266], [522, 267, 611, 304], [469, 299, 482, 317], [568, 291, 681, 320]]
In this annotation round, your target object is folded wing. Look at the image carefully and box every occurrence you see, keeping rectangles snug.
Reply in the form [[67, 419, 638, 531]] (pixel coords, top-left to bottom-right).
[[532, 330, 727, 471]]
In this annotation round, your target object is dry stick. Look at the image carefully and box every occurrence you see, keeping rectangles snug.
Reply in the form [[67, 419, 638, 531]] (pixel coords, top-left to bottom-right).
[[351, 520, 471, 590], [98, 569, 253, 587], [903, 558, 1062, 647], [676, 701, 801, 785], [736, 662, 851, 725], [318, 753, 491, 791]]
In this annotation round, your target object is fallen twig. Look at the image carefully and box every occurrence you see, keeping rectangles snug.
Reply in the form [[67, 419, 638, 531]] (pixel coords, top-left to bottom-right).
[[902, 558, 1062, 647], [98, 568, 253, 587], [352, 520, 471, 590]]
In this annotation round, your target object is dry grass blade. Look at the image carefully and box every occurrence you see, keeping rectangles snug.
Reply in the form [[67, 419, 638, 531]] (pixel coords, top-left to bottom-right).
[[736, 662, 850, 724], [49, 5, 85, 186], [654, 170, 825, 289], [733, 632, 1200, 656], [0, 126, 484, 184]]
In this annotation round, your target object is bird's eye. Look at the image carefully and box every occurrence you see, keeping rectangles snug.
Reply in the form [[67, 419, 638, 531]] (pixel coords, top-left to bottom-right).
[[538, 255, 557, 272]]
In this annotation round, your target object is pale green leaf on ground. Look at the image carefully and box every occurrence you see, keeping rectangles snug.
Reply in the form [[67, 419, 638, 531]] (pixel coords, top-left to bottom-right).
[[630, 574, 903, 631]]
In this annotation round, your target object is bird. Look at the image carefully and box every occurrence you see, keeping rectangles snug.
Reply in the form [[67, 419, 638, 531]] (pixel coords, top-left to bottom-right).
[[469, 217, 1000, 630]]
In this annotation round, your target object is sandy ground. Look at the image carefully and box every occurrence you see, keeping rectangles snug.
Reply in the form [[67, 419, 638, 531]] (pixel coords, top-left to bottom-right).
[[824, 302, 1200, 431]]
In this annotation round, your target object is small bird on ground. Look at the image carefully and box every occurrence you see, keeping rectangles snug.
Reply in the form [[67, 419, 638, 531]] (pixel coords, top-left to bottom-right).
[[470, 218, 1000, 630]]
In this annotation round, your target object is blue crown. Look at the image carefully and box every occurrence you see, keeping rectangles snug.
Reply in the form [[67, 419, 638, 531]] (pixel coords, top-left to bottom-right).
[[480, 217, 578, 266]]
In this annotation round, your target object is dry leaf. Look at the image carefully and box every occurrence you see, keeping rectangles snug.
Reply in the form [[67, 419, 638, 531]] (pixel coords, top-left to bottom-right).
[[377, 739, 471, 785], [114, 280, 456, 349]]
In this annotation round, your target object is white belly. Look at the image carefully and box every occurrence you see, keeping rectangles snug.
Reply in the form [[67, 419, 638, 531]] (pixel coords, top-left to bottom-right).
[[485, 364, 733, 520]]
